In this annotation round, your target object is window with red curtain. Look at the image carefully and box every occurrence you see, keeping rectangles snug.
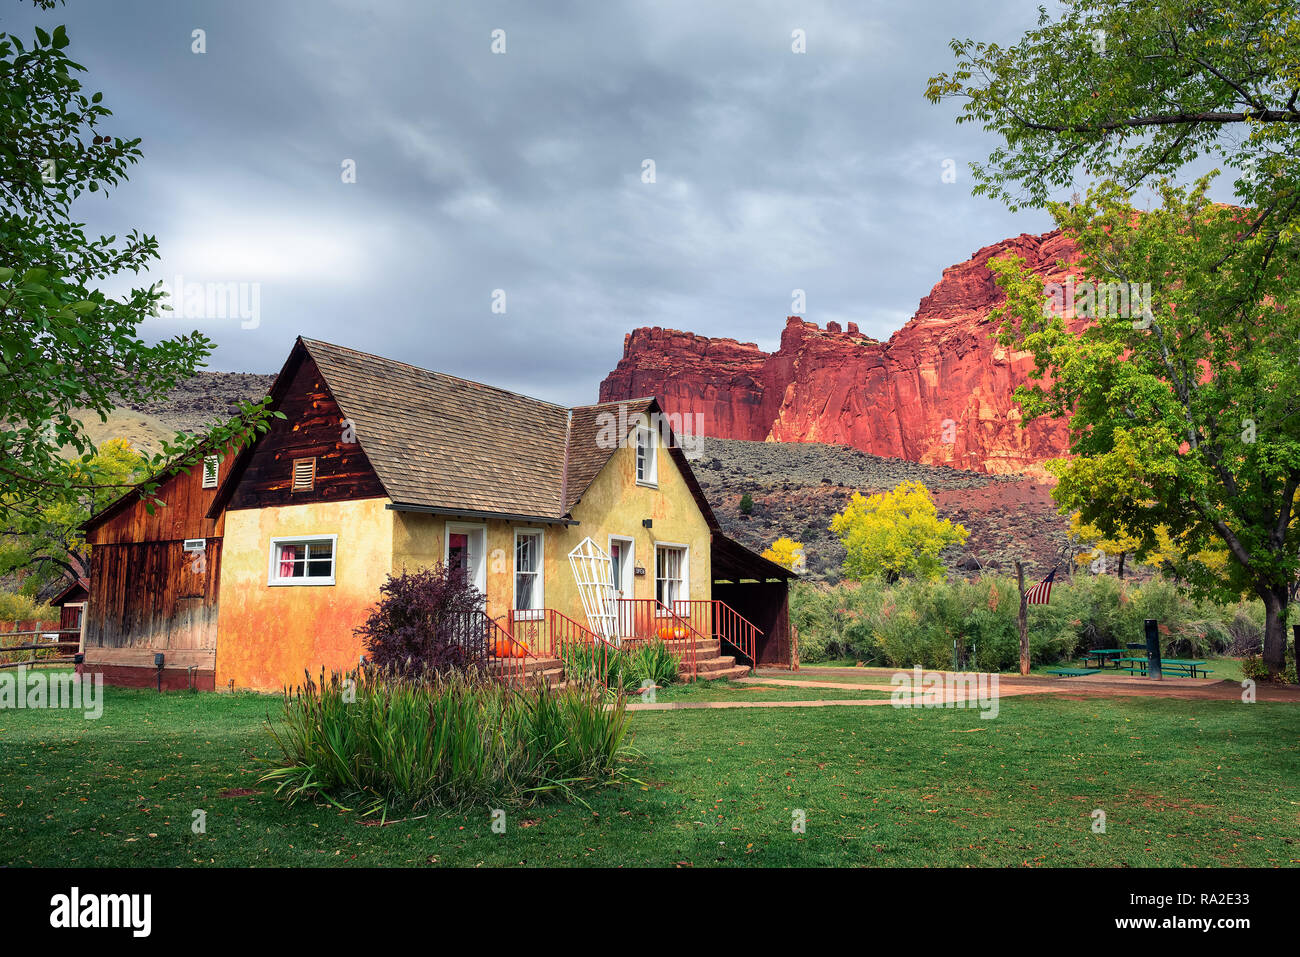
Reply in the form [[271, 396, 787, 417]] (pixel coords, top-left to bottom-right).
[[279, 544, 298, 578]]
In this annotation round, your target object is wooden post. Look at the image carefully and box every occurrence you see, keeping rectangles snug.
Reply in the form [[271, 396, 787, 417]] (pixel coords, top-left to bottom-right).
[[77, 601, 87, 656], [1014, 560, 1029, 676]]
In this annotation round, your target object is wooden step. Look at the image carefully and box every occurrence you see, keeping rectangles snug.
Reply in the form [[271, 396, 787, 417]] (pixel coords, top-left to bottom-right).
[[692, 655, 738, 674]]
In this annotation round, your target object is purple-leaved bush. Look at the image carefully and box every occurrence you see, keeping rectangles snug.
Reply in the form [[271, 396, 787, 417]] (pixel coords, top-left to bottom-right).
[[355, 564, 487, 675]]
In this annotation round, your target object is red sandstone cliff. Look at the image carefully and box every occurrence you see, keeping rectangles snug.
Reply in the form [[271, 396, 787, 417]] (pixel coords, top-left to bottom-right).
[[598, 229, 1081, 478]]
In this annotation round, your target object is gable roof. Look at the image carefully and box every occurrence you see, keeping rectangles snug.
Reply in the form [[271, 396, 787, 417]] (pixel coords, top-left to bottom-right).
[[303, 337, 570, 518], [210, 338, 718, 527], [49, 576, 90, 606], [82, 444, 232, 535]]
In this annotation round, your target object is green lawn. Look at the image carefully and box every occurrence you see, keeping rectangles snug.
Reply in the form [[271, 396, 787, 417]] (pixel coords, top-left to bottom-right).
[[1, 683, 1296, 867]]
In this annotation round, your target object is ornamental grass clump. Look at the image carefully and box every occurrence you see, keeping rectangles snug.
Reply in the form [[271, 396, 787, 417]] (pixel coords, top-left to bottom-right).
[[260, 667, 634, 816], [560, 639, 680, 694]]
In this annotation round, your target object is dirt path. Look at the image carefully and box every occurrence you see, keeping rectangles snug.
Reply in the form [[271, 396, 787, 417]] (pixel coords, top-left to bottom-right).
[[744, 669, 1300, 705]]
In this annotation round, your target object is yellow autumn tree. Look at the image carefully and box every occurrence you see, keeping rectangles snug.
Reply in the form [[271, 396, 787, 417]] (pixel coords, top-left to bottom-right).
[[1068, 511, 1232, 583], [829, 481, 967, 583], [761, 537, 805, 572], [1068, 511, 1142, 577]]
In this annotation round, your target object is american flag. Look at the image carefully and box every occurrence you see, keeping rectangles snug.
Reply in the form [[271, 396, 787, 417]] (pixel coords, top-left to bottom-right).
[[1025, 567, 1057, 605]]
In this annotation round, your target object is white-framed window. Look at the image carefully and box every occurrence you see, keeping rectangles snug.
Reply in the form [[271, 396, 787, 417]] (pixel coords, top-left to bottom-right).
[[654, 543, 688, 607], [513, 528, 545, 618], [635, 424, 658, 486], [444, 522, 487, 596], [269, 535, 337, 586], [201, 454, 219, 489]]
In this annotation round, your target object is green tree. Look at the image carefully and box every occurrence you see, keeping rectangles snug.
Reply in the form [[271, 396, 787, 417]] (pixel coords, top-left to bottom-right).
[[739, 493, 754, 515], [829, 481, 968, 583], [929, 0, 1300, 676], [0, 2, 273, 527], [0, 436, 146, 594], [991, 180, 1300, 676], [925, 0, 1300, 225]]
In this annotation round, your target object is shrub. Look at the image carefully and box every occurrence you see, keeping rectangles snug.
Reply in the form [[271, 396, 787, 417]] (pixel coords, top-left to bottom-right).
[[1224, 604, 1265, 656], [261, 667, 634, 814], [628, 639, 680, 689], [355, 565, 486, 675], [790, 573, 1277, 671], [0, 591, 55, 623], [1242, 652, 1297, 684]]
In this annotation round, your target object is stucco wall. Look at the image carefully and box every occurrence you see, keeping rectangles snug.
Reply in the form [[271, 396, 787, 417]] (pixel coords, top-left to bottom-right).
[[556, 436, 712, 609], [215, 498, 393, 691], [390, 432, 711, 629]]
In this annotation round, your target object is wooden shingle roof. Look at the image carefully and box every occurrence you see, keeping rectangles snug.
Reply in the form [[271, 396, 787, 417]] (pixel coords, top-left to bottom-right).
[[564, 398, 655, 510], [209, 338, 721, 528], [302, 338, 573, 519]]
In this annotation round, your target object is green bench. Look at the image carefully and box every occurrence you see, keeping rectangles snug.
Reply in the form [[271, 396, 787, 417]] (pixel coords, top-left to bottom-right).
[[1046, 667, 1101, 677], [1117, 657, 1212, 678]]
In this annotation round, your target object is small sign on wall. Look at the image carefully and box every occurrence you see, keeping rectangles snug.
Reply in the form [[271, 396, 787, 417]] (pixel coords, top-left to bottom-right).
[[634, 566, 646, 577]]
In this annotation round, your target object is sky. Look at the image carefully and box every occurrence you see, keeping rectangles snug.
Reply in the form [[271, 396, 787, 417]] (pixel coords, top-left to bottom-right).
[[10, 0, 1072, 405]]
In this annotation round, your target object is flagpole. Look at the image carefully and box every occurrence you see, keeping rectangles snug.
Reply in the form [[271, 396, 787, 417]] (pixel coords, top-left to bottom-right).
[[1014, 560, 1029, 676]]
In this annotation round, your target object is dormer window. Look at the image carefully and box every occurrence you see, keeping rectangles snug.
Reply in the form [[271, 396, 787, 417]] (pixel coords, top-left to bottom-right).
[[635, 425, 657, 487]]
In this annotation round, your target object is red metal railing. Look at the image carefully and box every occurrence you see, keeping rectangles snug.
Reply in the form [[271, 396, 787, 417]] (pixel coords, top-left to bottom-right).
[[613, 598, 701, 679], [500, 608, 619, 690], [483, 612, 531, 687], [505, 608, 602, 659], [672, 599, 762, 667]]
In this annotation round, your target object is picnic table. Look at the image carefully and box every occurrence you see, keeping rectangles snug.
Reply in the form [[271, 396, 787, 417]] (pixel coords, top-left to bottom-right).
[[1082, 648, 1127, 669], [1117, 657, 1212, 678]]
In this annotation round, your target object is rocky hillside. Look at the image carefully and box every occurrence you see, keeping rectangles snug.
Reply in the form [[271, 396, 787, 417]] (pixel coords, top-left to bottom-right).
[[600, 229, 1085, 478], [120, 372, 277, 436], [104, 369, 1080, 583], [693, 438, 1073, 582]]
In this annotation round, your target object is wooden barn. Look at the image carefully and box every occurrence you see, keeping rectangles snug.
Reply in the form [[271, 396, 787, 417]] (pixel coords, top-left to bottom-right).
[[78, 450, 232, 690], [49, 576, 89, 635]]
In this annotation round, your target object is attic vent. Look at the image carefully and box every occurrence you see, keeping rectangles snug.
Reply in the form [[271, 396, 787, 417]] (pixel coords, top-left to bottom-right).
[[201, 454, 219, 489], [292, 457, 317, 492], [182, 539, 207, 553]]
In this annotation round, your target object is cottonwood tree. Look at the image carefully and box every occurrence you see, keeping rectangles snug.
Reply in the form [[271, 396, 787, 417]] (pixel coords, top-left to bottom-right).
[[0, 437, 145, 594], [830, 481, 968, 583], [992, 181, 1300, 677], [0, 2, 273, 528], [929, 0, 1300, 676], [761, 536, 806, 573]]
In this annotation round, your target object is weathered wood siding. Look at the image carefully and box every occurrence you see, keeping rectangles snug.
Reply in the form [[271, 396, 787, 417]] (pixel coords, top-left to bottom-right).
[[227, 353, 386, 510], [86, 539, 221, 653], [83, 450, 233, 669]]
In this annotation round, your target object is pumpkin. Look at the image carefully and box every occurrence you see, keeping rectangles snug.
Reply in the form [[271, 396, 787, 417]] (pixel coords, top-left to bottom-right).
[[512, 641, 530, 658], [657, 625, 672, 642], [673, 626, 686, 640], [494, 638, 513, 658]]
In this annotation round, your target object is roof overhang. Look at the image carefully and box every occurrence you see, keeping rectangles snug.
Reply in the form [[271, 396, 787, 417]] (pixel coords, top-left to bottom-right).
[[386, 502, 578, 526], [711, 532, 799, 582]]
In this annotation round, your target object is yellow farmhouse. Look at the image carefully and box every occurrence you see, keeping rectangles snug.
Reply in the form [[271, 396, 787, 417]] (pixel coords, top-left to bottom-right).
[[185, 337, 796, 692]]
